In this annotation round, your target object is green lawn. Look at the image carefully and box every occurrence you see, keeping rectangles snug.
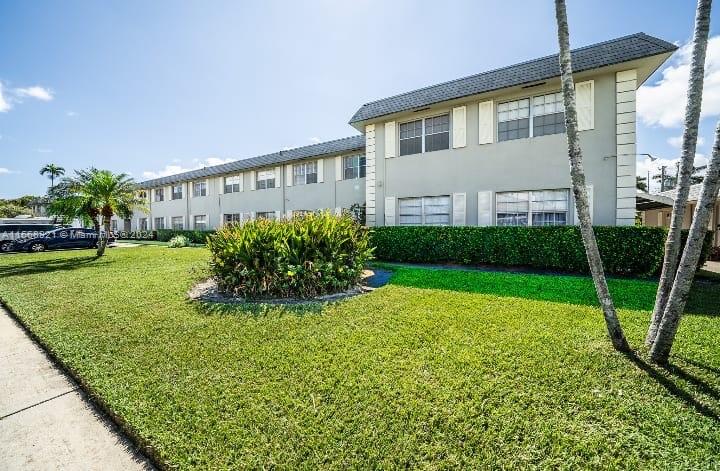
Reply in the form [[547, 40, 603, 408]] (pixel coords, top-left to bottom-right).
[[0, 246, 719, 469]]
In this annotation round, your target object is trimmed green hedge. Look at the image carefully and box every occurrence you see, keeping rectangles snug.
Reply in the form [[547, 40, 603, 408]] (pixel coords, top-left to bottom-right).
[[370, 226, 713, 277], [156, 229, 215, 244]]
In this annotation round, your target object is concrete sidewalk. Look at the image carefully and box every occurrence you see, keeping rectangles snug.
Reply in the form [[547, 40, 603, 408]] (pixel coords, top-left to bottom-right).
[[0, 308, 153, 470]]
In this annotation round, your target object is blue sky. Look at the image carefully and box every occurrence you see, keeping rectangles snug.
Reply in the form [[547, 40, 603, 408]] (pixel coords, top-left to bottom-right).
[[1, 0, 719, 198]]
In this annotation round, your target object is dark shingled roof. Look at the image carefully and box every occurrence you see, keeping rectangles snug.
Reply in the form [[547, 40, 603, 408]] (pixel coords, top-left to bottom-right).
[[139, 134, 365, 188], [349, 33, 677, 124]]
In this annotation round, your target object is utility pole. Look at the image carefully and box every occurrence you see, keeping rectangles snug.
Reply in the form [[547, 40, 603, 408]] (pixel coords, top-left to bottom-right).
[[660, 165, 667, 192]]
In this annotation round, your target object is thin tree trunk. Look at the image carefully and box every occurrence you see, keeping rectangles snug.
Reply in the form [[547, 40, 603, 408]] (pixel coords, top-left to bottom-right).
[[650, 122, 720, 363], [97, 216, 110, 256], [647, 0, 712, 346], [554, 0, 629, 351]]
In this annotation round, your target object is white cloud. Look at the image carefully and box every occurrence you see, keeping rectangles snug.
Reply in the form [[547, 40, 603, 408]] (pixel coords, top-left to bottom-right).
[[15, 86, 53, 101], [66, 110, 77, 117], [309, 137, 322, 144], [0, 84, 11, 112], [0, 167, 17, 175], [667, 135, 705, 148], [637, 153, 708, 191], [142, 157, 236, 179], [638, 35, 720, 128]]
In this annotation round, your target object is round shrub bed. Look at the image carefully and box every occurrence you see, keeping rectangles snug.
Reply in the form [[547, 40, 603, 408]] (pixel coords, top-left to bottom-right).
[[206, 211, 373, 299]]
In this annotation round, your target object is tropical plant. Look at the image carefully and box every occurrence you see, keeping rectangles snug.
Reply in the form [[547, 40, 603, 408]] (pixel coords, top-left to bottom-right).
[[647, 0, 712, 350], [39, 163, 65, 191], [554, 0, 629, 351], [636, 176, 648, 192], [168, 235, 191, 248]]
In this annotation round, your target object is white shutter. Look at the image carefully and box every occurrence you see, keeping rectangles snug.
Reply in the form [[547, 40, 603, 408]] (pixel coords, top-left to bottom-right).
[[217, 177, 224, 194], [286, 165, 293, 187], [274, 210, 281, 220], [250, 171, 256, 190], [478, 100, 494, 145], [317, 159, 324, 183], [574, 185, 594, 224], [385, 121, 396, 158], [452, 193, 467, 226], [335, 156, 342, 181], [477, 191, 493, 226], [238, 172, 244, 192], [286, 210, 293, 219], [452, 106, 467, 148], [274, 166, 282, 185], [576, 80, 594, 131], [384, 196, 396, 226]]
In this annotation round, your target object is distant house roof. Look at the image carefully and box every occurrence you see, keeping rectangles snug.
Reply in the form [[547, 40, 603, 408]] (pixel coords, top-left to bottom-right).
[[659, 183, 719, 202], [138, 134, 365, 189], [349, 32, 677, 125]]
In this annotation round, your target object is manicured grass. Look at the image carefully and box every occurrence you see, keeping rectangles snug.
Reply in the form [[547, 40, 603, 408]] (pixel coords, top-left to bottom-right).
[[0, 246, 719, 469]]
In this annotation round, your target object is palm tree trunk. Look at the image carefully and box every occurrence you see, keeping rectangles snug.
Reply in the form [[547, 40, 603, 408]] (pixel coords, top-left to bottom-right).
[[650, 122, 720, 363], [647, 0, 712, 346], [555, 0, 629, 351], [97, 216, 110, 256]]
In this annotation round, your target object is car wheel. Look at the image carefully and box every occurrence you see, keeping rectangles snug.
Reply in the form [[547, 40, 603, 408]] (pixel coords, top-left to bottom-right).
[[0, 241, 11, 253], [29, 243, 46, 253]]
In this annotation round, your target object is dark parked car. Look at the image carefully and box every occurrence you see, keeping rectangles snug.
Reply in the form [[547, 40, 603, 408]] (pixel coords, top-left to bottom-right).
[[10, 228, 114, 252], [0, 224, 58, 252]]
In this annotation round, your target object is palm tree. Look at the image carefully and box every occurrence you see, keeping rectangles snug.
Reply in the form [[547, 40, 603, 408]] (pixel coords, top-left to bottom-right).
[[49, 169, 145, 256], [647, 0, 712, 347], [39, 163, 65, 191], [554, 0, 629, 351]]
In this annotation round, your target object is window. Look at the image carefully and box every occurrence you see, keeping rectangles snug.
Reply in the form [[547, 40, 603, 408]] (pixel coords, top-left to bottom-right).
[[224, 175, 241, 193], [111, 220, 118, 232], [193, 215, 207, 230], [498, 93, 566, 142], [496, 189, 569, 226], [343, 154, 366, 180], [139, 218, 148, 231], [138, 190, 147, 200], [497, 99, 530, 142], [293, 162, 318, 185], [192, 181, 207, 197], [533, 92, 565, 137], [171, 216, 183, 230], [223, 213, 241, 224], [154, 217, 165, 230], [424, 114, 450, 152], [399, 119, 423, 156], [398, 196, 450, 226], [256, 170, 276, 190], [256, 211, 276, 220], [399, 114, 450, 156], [154, 188, 164, 202], [171, 184, 183, 200]]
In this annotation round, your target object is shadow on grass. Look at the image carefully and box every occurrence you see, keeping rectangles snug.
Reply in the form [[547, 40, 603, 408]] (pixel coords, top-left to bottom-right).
[[624, 351, 720, 422], [0, 255, 108, 278], [387, 267, 720, 316]]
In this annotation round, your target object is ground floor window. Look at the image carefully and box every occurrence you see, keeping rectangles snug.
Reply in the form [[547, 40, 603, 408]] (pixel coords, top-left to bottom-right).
[[171, 216, 183, 230], [496, 189, 569, 226], [256, 211, 276, 220], [223, 213, 241, 224], [193, 215, 207, 230], [154, 217, 165, 230], [139, 218, 148, 231], [398, 195, 450, 226]]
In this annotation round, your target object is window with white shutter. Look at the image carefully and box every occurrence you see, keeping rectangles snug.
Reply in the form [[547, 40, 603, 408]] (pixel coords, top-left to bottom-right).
[[576, 80, 594, 131], [452, 106, 466, 148]]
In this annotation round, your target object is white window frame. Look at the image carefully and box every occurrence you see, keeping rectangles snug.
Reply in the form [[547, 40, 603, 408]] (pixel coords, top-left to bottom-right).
[[139, 218, 148, 231], [171, 184, 183, 200], [223, 213, 241, 224], [293, 161, 318, 185], [154, 217, 166, 230], [154, 188, 164, 202], [495, 189, 570, 227], [256, 211, 276, 220], [398, 113, 450, 156], [192, 180, 207, 197], [398, 195, 451, 226], [343, 154, 366, 180], [497, 91, 565, 142], [224, 175, 241, 193], [171, 216, 184, 230], [193, 214, 208, 230], [256, 170, 276, 190]]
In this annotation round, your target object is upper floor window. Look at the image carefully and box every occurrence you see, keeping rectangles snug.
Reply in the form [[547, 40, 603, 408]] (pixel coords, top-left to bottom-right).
[[224, 175, 241, 193], [498, 92, 565, 142], [256, 170, 276, 190], [532, 92, 565, 137], [138, 190, 147, 200], [398, 195, 450, 226], [497, 99, 530, 142], [293, 162, 318, 185], [343, 154, 366, 180], [399, 114, 450, 156], [193, 215, 207, 230], [171, 216, 183, 230], [192, 181, 207, 197], [496, 189, 569, 226], [154, 188, 164, 202], [171, 184, 183, 200]]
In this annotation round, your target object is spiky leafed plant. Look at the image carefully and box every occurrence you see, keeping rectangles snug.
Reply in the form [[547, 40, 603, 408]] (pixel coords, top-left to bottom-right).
[[554, 0, 629, 351], [39, 163, 65, 191], [648, 0, 713, 348]]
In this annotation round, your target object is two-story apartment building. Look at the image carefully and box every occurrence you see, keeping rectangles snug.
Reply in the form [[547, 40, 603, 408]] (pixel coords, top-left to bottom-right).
[[117, 33, 676, 232]]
